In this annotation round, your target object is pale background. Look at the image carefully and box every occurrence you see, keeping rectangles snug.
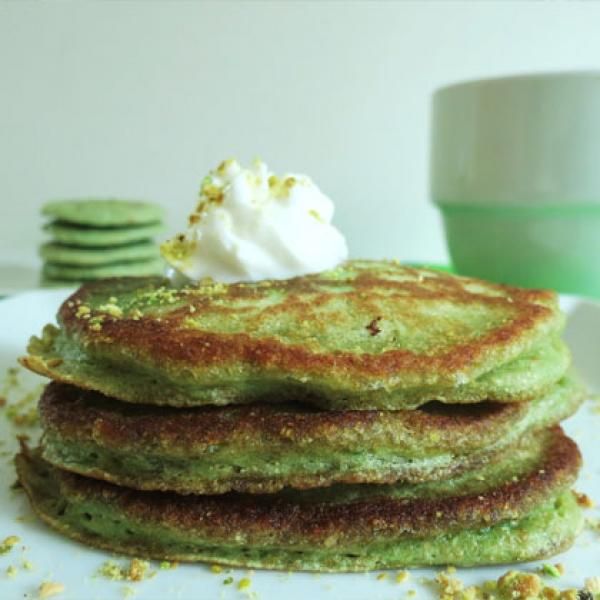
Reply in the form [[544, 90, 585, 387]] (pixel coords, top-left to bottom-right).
[[2, 0, 600, 270]]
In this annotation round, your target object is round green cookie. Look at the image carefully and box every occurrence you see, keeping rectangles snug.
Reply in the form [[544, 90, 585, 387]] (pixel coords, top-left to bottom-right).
[[42, 199, 164, 227], [39, 242, 160, 267], [39, 277, 79, 289], [45, 221, 164, 247], [43, 258, 164, 281]]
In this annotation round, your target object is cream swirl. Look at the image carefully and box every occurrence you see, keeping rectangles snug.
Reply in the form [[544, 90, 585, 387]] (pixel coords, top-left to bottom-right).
[[161, 159, 348, 283]]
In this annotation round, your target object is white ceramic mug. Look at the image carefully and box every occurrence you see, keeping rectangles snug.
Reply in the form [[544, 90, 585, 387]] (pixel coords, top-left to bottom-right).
[[431, 72, 600, 297]]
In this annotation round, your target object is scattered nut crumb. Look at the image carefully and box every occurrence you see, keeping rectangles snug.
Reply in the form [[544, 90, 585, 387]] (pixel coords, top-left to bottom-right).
[[436, 568, 464, 599], [127, 558, 149, 582], [97, 559, 152, 582], [586, 577, 600, 593], [38, 582, 65, 598], [396, 570, 410, 584], [575, 492, 595, 509], [0, 535, 20, 554], [540, 563, 564, 578], [237, 577, 251, 591]]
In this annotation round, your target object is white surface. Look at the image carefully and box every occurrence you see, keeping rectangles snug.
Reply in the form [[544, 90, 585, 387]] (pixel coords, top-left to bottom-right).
[[3, 2, 600, 266], [0, 290, 598, 600], [431, 72, 600, 205], [0, 264, 41, 297]]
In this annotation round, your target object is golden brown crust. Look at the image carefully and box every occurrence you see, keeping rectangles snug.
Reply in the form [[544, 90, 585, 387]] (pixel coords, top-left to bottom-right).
[[42, 427, 579, 543], [57, 264, 559, 382], [40, 382, 527, 453]]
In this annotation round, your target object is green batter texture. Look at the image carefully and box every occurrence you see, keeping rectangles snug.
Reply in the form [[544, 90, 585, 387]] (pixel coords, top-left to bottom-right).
[[42, 199, 164, 227], [16, 426, 582, 571], [21, 261, 570, 410], [38, 375, 584, 494], [44, 221, 164, 247]]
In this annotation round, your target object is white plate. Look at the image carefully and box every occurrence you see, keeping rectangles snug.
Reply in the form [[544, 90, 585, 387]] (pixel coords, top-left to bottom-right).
[[0, 291, 598, 600]]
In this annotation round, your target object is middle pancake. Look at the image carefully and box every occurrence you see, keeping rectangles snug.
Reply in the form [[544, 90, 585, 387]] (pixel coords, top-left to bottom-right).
[[39, 376, 584, 495]]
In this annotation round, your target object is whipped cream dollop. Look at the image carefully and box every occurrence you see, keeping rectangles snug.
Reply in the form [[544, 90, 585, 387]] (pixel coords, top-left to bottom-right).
[[161, 159, 348, 283]]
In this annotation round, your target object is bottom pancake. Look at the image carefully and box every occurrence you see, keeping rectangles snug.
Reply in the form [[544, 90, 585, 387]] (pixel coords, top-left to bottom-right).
[[16, 427, 583, 571]]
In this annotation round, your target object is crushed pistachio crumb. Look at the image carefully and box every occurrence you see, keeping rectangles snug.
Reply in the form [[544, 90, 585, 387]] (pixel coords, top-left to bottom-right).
[[6, 565, 17, 578], [376, 573, 388, 581], [98, 303, 123, 318], [587, 517, 600, 533], [396, 571, 410, 584], [575, 492, 595, 508], [586, 577, 600, 593], [88, 315, 104, 331], [210, 564, 224, 574], [75, 305, 91, 318], [38, 581, 65, 598], [540, 563, 563, 578], [0, 535, 20, 554], [97, 559, 151, 582], [237, 577, 252, 590], [127, 558, 149, 582], [159, 560, 177, 570], [430, 568, 600, 599], [223, 576, 234, 585], [130, 308, 143, 320], [436, 568, 464, 599], [3, 384, 43, 428], [22, 559, 34, 570]]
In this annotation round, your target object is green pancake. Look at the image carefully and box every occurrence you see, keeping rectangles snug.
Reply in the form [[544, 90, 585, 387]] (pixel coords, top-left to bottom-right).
[[38, 375, 585, 494], [45, 221, 164, 247], [22, 261, 569, 409], [16, 427, 583, 571], [40, 242, 160, 267], [42, 258, 164, 282], [42, 200, 164, 227]]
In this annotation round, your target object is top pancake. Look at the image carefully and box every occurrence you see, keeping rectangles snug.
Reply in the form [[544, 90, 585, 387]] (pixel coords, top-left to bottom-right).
[[20, 260, 568, 410], [42, 200, 164, 227]]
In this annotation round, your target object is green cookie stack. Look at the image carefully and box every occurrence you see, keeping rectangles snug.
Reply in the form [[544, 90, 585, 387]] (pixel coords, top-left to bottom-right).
[[40, 199, 165, 286]]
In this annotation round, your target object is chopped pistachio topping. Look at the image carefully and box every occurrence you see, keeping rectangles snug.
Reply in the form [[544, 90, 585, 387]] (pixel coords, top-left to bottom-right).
[[75, 305, 91, 318], [38, 582, 65, 598], [540, 563, 563, 578], [0, 535, 20, 554], [586, 577, 600, 594], [98, 303, 123, 318], [575, 492, 595, 508], [237, 577, 252, 590], [97, 559, 152, 582], [396, 571, 410, 584]]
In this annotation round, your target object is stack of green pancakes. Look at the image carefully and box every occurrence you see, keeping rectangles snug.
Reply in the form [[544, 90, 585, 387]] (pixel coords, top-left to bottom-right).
[[17, 261, 586, 571], [40, 199, 165, 286]]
